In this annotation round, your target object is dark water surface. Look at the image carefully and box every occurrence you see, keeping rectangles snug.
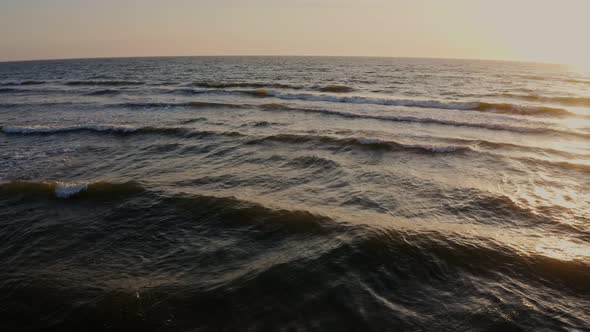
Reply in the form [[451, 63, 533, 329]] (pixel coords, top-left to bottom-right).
[[1, 57, 589, 331]]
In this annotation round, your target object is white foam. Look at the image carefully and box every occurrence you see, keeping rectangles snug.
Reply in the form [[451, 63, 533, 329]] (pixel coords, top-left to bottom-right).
[[355, 138, 385, 145], [54, 182, 88, 198]]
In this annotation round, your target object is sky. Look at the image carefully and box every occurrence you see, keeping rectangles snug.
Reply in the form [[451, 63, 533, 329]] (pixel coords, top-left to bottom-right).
[[0, 0, 589, 66]]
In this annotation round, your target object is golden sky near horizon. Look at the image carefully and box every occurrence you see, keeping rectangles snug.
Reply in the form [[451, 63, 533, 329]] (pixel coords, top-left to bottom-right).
[[0, 0, 588, 67]]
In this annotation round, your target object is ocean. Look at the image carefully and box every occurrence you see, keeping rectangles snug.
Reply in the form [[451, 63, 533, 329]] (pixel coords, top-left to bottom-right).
[[0, 56, 589, 331]]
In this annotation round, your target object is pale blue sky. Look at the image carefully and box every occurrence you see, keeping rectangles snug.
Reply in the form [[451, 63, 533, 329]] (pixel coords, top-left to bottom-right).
[[1, 0, 588, 66]]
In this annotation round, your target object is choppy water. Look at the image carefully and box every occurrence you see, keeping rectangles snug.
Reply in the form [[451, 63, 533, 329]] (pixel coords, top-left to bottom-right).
[[1, 57, 589, 331]]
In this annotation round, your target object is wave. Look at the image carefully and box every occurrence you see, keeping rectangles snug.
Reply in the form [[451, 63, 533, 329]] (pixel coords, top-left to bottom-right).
[[0, 87, 64, 96], [243, 89, 272, 98], [444, 137, 589, 159], [117, 102, 183, 109], [0, 81, 45, 86], [181, 117, 208, 124], [86, 89, 121, 96], [240, 121, 285, 128], [186, 101, 246, 109], [175, 89, 574, 118], [0, 101, 89, 109], [261, 92, 577, 117], [4, 182, 589, 296], [5, 123, 586, 173], [1, 122, 465, 155], [65, 80, 144, 86], [498, 94, 590, 108], [0, 180, 144, 199], [0, 88, 25, 93], [163, 87, 577, 118], [118, 101, 246, 109], [168, 87, 270, 98], [522, 75, 590, 86], [260, 104, 589, 139], [250, 133, 470, 154], [1, 124, 245, 140], [519, 157, 590, 174], [190, 81, 302, 90], [565, 78, 590, 85], [355, 138, 467, 153], [189, 82, 355, 93], [1, 124, 142, 135], [553, 161, 590, 174], [317, 85, 354, 93], [475, 102, 575, 117], [357, 226, 590, 295], [286, 155, 342, 171], [256, 91, 481, 109], [180, 193, 334, 229]]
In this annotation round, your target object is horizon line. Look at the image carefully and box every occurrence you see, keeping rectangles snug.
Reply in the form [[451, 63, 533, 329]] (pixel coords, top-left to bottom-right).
[[0, 54, 566, 66]]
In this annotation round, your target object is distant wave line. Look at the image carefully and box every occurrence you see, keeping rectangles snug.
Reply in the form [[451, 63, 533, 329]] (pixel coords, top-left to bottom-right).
[[168, 88, 579, 118], [259, 104, 590, 140]]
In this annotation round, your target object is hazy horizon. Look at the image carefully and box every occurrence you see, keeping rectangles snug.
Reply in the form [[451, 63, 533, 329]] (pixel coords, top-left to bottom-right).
[[0, 54, 573, 66], [1, 0, 589, 68]]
